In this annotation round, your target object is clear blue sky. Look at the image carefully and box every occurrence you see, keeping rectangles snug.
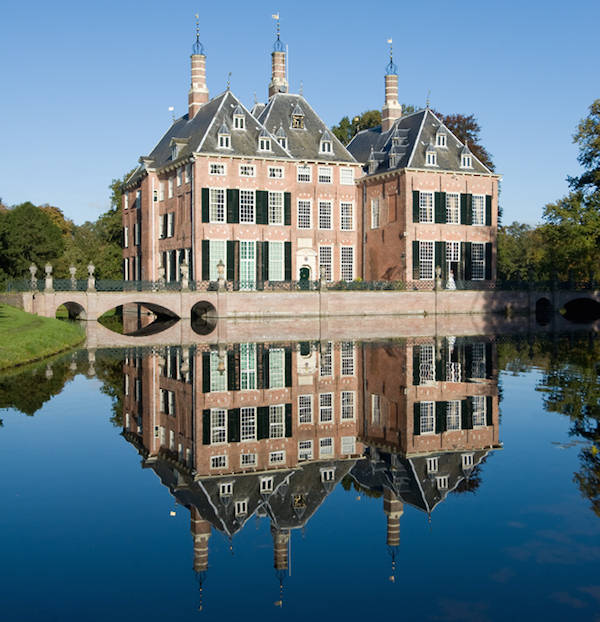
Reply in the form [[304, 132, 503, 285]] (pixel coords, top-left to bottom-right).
[[1, 0, 598, 226]]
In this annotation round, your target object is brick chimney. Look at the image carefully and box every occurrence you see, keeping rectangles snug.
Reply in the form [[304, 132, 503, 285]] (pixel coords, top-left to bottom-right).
[[188, 21, 209, 118], [383, 487, 403, 548], [382, 40, 402, 132], [191, 508, 211, 572], [268, 16, 288, 99], [271, 525, 290, 571]]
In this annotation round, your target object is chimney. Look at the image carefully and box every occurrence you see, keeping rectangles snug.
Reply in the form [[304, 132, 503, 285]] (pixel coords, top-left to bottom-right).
[[383, 487, 404, 548], [188, 19, 209, 118], [382, 40, 402, 132], [268, 15, 288, 99], [271, 525, 290, 571], [191, 508, 211, 572]]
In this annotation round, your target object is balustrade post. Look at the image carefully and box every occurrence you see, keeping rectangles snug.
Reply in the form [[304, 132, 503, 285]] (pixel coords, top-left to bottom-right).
[[216, 259, 226, 292], [29, 263, 38, 292], [180, 261, 190, 292], [44, 263, 54, 293], [87, 263, 96, 292]]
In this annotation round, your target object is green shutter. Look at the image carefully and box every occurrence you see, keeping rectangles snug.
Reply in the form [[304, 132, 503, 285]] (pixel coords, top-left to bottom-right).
[[201, 240, 209, 280], [460, 193, 473, 225], [284, 192, 291, 225], [256, 343, 264, 389], [227, 240, 235, 281], [413, 402, 421, 435], [485, 195, 492, 226], [434, 192, 445, 223], [461, 398, 473, 430], [485, 242, 492, 280], [231, 344, 240, 390], [256, 190, 268, 224], [202, 351, 210, 393], [413, 346, 420, 386], [257, 406, 269, 439], [227, 189, 239, 223], [412, 240, 420, 280], [284, 348, 292, 387], [201, 188, 209, 223], [284, 241, 292, 281], [465, 344, 473, 381], [485, 343, 493, 379], [486, 396, 493, 426], [262, 347, 270, 388], [435, 401, 447, 434], [263, 241, 269, 282], [227, 349, 236, 391], [228, 408, 240, 442], [285, 403, 292, 437], [255, 241, 263, 290], [465, 194, 473, 225], [435, 242, 445, 280], [202, 409, 211, 445], [464, 242, 472, 280], [412, 190, 420, 222]]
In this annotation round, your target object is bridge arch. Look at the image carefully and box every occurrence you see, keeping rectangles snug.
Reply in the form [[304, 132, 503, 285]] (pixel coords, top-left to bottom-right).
[[562, 297, 600, 323], [191, 301, 217, 335], [58, 301, 87, 320]]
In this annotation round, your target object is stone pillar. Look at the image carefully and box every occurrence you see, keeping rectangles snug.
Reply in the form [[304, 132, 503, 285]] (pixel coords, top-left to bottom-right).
[[44, 263, 54, 293], [87, 263, 96, 292], [382, 73, 402, 132], [269, 51, 288, 98], [69, 265, 77, 290], [189, 54, 209, 118], [29, 264, 38, 291], [180, 261, 190, 291], [216, 259, 226, 292]]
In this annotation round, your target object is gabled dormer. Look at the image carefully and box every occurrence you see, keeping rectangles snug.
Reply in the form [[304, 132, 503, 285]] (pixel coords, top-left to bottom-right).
[[232, 104, 245, 130], [217, 122, 231, 149], [169, 137, 189, 161], [275, 124, 287, 149], [425, 142, 438, 167], [258, 128, 271, 152], [291, 103, 305, 129], [435, 125, 447, 148], [460, 143, 472, 169], [319, 130, 333, 155]]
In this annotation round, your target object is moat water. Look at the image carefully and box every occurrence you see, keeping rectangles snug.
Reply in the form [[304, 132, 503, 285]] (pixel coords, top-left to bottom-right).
[[1, 329, 599, 621]]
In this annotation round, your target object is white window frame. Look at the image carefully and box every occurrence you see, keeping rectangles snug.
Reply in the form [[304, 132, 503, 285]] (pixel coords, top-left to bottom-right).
[[446, 193, 460, 224], [419, 344, 435, 384], [235, 499, 248, 516], [218, 133, 231, 149], [297, 164, 312, 183], [426, 151, 437, 166], [269, 450, 285, 465], [427, 456, 439, 473], [341, 247, 354, 282], [209, 162, 226, 175], [239, 189, 255, 224], [472, 395, 487, 428], [319, 393, 334, 424], [341, 341, 355, 376], [185, 163, 191, 183], [419, 191, 434, 222], [297, 199, 312, 229], [177, 168, 182, 186], [319, 139, 333, 154], [371, 198, 380, 229], [269, 404, 285, 439], [320, 341, 333, 377], [317, 166, 332, 183], [436, 475, 449, 490], [209, 188, 226, 223], [318, 200, 332, 230], [461, 154, 472, 169], [340, 202, 354, 231], [371, 394, 381, 425], [268, 191, 284, 225], [260, 476, 274, 492], [419, 241, 434, 280], [210, 408, 227, 444], [419, 401, 435, 435], [341, 436, 356, 455], [319, 437, 334, 458], [240, 343, 257, 390], [472, 242, 485, 280], [241, 453, 257, 468], [210, 455, 227, 469], [159, 183, 165, 201], [340, 168, 354, 185], [298, 439, 313, 461], [168, 178, 173, 199], [472, 194, 485, 226], [268, 166, 284, 179], [341, 391, 355, 421], [446, 400, 462, 430], [233, 114, 245, 130], [268, 241, 284, 282], [462, 453, 474, 469], [319, 245, 333, 282], [239, 164, 256, 177], [298, 394, 313, 424], [208, 240, 227, 283], [268, 348, 285, 388], [241, 407, 257, 441], [259, 137, 271, 152], [436, 132, 447, 148], [123, 226, 129, 248]]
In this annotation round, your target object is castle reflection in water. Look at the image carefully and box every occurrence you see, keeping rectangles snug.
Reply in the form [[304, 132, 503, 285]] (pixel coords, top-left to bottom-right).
[[121, 336, 500, 604]]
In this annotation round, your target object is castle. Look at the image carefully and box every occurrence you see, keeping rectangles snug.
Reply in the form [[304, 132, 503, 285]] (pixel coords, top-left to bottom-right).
[[122, 19, 499, 288]]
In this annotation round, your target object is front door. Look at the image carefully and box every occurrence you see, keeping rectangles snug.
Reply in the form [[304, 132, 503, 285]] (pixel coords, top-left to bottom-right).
[[299, 267, 310, 290]]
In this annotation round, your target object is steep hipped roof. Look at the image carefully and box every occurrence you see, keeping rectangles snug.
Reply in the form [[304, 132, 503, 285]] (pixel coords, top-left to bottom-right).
[[346, 108, 493, 176], [257, 93, 356, 163]]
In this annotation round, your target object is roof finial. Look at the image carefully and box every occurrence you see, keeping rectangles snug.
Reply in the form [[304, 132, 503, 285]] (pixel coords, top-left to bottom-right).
[[272, 13, 285, 51], [227, 72, 231, 91], [386, 38, 398, 75], [192, 13, 205, 55]]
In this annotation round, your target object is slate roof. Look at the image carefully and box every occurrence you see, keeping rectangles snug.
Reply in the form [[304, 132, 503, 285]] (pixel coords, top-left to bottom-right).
[[126, 91, 291, 186], [346, 108, 493, 176], [256, 93, 356, 163]]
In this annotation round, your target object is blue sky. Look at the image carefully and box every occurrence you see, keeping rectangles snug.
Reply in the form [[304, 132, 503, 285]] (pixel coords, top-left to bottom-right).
[[1, 0, 598, 225]]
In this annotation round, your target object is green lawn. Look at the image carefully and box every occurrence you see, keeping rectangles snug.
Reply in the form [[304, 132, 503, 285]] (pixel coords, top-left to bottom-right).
[[0, 304, 85, 370]]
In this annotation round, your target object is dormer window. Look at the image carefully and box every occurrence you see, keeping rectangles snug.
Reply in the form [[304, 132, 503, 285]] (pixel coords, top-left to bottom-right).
[[275, 125, 288, 149], [278, 137, 287, 149], [436, 127, 447, 148], [171, 144, 178, 160], [232, 105, 245, 130], [461, 154, 472, 168], [425, 143, 437, 166], [258, 136, 271, 151], [291, 103, 305, 129], [217, 123, 231, 149], [219, 482, 233, 497], [320, 130, 333, 154], [320, 467, 335, 483]]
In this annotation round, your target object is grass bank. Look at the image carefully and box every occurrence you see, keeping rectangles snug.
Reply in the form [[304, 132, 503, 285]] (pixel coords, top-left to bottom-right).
[[0, 304, 85, 370]]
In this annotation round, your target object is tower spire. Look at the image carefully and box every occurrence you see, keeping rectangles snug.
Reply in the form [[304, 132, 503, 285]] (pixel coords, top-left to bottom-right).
[[189, 14, 209, 118], [382, 37, 402, 132], [268, 13, 288, 98]]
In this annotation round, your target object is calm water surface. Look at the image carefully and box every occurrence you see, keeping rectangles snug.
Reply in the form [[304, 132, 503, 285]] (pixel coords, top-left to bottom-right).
[[1, 331, 599, 621]]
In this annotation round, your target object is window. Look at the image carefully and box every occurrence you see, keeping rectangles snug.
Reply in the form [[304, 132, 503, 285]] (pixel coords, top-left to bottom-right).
[[268, 166, 284, 178], [168, 179, 173, 199], [269, 450, 285, 464], [268, 191, 284, 225], [419, 344, 435, 384], [209, 188, 226, 222], [167, 212, 174, 237], [340, 168, 354, 185], [319, 246, 333, 282], [340, 202, 353, 231], [341, 436, 356, 454], [461, 154, 472, 168], [241, 453, 257, 467], [235, 500, 248, 516], [124, 193, 129, 210], [341, 341, 355, 375], [371, 394, 381, 425], [318, 166, 332, 183], [259, 137, 271, 151], [171, 145, 178, 161], [472, 343, 486, 378], [260, 476, 274, 492], [446, 401, 461, 430], [446, 241, 460, 281], [321, 468, 335, 482], [427, 457, 439, 473], [462, 453, 474, 469], [298, 439, 313, 461], [472, 194, 485, 225], [341, 391, 355, 420], [419, 191, 434, 222], [436, 475, 449, 490], [319, 393, 333, 423], [341, 247, 354, 281], [218, 126, 231, 149], [135, 190, 141, 208], [133, 223, 140, 246], [298, 395, 313, 423], [319, 139, 333, 154], [208, 240, 226, 282], [318, 200, 332, 229], [123, 258, 129, 281], [124, 374, 130, 396], [240, 343, 256, 390], [177, 168, 182, 186], [268, 241, 284, 281], [185, 164, 191, 183], [239, 190, 255, 223], [233, 114, 245, 130], [268, 348, 285, 388], [420, 401, 435, 434], [472, 395, 486, 427], [241, 407, 257, 441], [419, 241, 434, 280], [123, 226, 129, 248], [319, 437, 334, 457], [239, 164, 255, 177], [436, 131, 447, 148], [211, 455, 227, 469], [446, 193, 460, 223], [159, 183, 165, 201], [159, 389, 175, 415], [210, 409, 227, 444], [320, 341, 333, 376], [297, 200, 312, 229], [426, 150, 437, 166], [292, 115, 304, 129], [209, 163, 226, 175], [219, 482, 233, 497], [297, 165, 311, 182], [371, 199, 380, 229], [472, 242, 485, 280], [269, 405, 285, 438]]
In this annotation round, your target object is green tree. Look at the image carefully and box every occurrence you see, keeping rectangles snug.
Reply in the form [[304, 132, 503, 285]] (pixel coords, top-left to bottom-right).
[[434, 112, 494, 171], [568, 99, 600, 194], [497, 222, 548, 280]]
